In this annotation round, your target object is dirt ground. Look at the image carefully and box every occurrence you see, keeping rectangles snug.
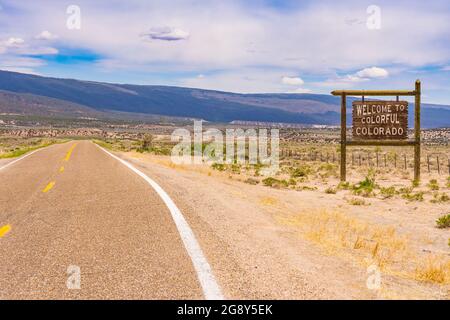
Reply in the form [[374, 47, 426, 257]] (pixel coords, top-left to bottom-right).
[[118, 151, 449, 300]]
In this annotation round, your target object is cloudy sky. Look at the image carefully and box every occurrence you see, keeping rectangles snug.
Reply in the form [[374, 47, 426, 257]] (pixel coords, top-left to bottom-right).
[[1, 0, 450, 104]]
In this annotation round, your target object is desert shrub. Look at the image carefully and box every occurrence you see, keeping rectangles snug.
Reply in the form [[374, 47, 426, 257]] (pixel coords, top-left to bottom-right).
[[380, 186, 397, 199], [317, 163, 339, 179], [211, 163, 226, 171], [262, 177, 288, 188], [337, 181, 351, 190], [325, 187, 337, 194], [290, 165, 312, 178], [151, 145, 171, 156], [244, 178, 259, 185], [431, 193, 450, 204], [347, 198, 368, 206], [446, 177, 450, 188], [297, 185, 318, 191], [402, 191, 424, 202], [398, 186, 413, 194], [436, 214, 450, 229], [231, 164, 241, 174], [428, 179, 440, 191], [137, 134, 153, 152], [353, 174, 377, 197]]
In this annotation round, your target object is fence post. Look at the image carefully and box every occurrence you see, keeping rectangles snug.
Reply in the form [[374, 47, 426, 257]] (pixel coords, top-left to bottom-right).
[[340, 94, 347, 181], [414, 80, 421, 181], [437, 156, 440, 174]]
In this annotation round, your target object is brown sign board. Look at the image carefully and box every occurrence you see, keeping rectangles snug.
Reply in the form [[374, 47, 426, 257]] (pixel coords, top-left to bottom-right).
[[352, 101, 408, 140]]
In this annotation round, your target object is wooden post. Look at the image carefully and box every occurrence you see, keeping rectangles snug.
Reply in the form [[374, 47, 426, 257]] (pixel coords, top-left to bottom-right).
[[414, 80, 421, 181], [427, 154, 430, 173], [437, 155, 440, 174], [340, 94, 347, 181], [448, 157, 450, 176]]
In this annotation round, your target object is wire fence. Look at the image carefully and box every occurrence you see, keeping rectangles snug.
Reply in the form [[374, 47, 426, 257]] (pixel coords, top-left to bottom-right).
[[280, 149, 450, 175]]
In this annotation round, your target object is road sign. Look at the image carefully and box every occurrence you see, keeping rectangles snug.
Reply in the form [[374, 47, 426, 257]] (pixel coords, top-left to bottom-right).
[[352, 101, 408, 140], [331, 80, 421, 182]]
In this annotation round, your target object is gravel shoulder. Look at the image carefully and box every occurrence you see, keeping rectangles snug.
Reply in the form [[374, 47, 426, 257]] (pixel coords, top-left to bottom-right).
[[117, 151, 449, 300]]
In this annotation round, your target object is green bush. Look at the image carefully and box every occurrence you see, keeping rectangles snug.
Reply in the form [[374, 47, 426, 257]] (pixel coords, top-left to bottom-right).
[[262, 177, 288, 188], [427, 179, 439, 191], [380, 186, 396, 199], [402, 191, 424, 202], [137, 134, 153, 152], [353, 175, 377, 197], [337, 181, 351, 190], [211, 163, 226, 171], [436, 214, 450, 229], [290, 165, 312, 178], [430, 193, 449, 203]]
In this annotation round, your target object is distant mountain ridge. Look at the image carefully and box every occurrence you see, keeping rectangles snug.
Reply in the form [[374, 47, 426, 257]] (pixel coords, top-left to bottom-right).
[[0, 70, 449, 128]]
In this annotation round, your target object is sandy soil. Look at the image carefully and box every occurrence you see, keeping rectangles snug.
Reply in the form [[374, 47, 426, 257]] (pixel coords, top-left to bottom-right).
[[118, 151, 449, 300]]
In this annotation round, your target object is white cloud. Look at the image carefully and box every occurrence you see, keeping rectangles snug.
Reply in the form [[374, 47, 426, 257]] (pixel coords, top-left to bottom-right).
[[356, 67, 389, 79], [35, 30, 58, 41], [5, 37, 25, 47], [142, 27, 190, 41], [281, 76, 304, 86], [318, 66, 388, 88]]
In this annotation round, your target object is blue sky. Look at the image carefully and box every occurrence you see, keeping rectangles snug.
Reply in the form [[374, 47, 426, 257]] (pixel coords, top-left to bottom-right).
[[1, 0, 450, 104]]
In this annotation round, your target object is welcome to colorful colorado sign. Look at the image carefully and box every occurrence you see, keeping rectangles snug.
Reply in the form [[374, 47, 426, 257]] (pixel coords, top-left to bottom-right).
[[352, 101, 408, 140]]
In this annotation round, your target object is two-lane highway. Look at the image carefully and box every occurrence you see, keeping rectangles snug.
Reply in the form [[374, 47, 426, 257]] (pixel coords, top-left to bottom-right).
[[0, 141, 220, 299]]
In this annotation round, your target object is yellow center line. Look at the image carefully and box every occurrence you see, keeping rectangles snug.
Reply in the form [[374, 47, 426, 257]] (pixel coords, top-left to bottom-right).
[[43, 181, 56, 193], [64, 143, 77, 162], [0, 224, 11, 238], [59, 166, 65, 173]]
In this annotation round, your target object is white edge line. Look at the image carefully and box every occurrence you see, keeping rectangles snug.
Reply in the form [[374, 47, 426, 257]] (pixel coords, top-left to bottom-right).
[[95, 143, 224, 300], [0, 148, 44, 171]]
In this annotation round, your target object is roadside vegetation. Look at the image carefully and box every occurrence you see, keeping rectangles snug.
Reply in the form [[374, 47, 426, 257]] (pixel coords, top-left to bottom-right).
[[0, 137, 67, 159]]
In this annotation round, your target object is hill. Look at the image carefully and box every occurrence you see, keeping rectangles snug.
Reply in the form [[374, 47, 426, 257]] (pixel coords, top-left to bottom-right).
[[0, 70, 449, 128]]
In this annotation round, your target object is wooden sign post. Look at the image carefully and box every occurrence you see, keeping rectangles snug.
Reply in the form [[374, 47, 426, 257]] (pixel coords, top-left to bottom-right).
[[331, 80, 421, 182]]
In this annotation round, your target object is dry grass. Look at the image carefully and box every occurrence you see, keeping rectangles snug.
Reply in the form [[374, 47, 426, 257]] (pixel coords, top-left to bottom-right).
[[277, 209, 450, 285], [260, 196, 279, 206], [415, 256, 450, 284]]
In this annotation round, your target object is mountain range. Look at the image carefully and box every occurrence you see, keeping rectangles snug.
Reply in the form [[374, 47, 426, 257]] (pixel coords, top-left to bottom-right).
[[0, 70, 449, 128]]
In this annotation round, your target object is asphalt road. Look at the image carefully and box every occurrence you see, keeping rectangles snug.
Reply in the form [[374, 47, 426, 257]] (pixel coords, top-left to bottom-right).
[[0, 141, 219, 299]]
